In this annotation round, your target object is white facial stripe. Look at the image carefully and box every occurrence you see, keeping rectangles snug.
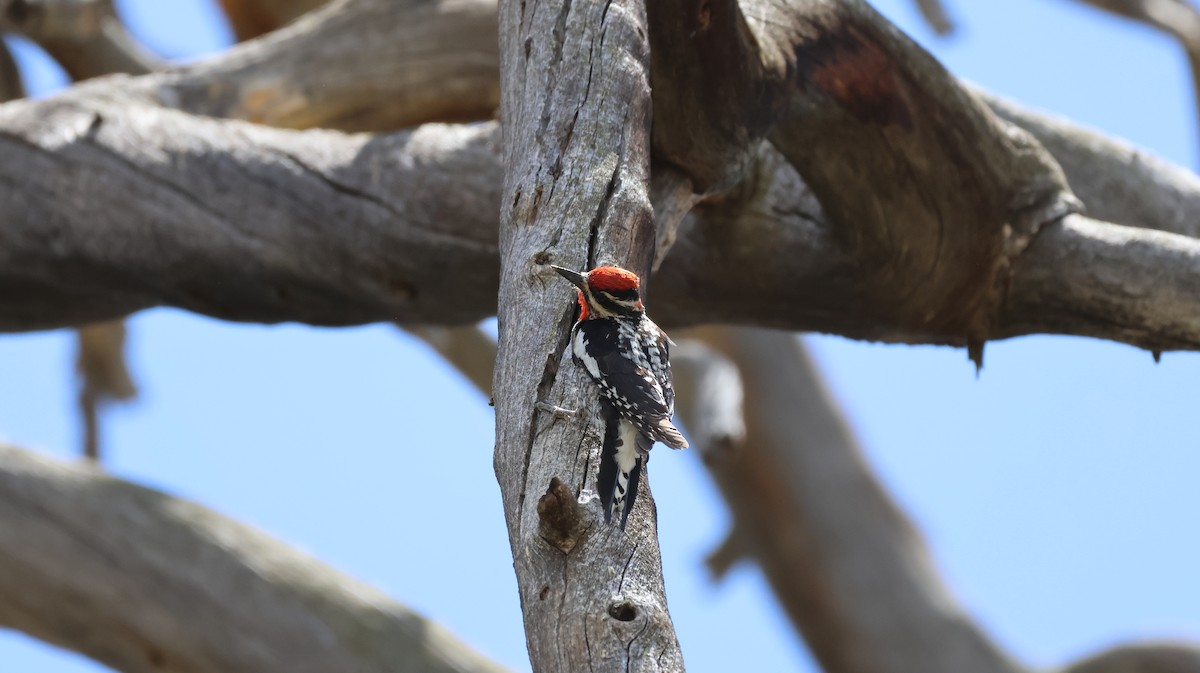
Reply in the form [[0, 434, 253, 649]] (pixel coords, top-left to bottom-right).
[[582, 288, 615, 317], [579, 284, 642, 320]]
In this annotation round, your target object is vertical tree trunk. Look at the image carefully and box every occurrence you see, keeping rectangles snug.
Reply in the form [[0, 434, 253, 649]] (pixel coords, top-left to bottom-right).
[[492, 0, 684, 670]]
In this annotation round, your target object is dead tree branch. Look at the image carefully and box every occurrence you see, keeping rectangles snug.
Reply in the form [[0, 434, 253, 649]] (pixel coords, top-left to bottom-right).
[[491, 0, 684, 669], [0, 94, 501, 331], [0, 89, 1195, 354], [730, 0, 1071, 366], [673, 327, 1020, 673], [982, 91, 1200, 238], [150, 0, 499, 131], [9, 0, 158, 463], [0, 0, 160, 78], [1005, 214, 1200, 350], [0, 443, 512, 673], [8, 0, 1188, 227], [1062, 642, 1200, 673]]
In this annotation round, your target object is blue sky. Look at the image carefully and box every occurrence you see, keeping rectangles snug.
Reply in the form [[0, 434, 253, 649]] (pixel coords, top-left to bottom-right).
[[1, 1, 1197, 672]]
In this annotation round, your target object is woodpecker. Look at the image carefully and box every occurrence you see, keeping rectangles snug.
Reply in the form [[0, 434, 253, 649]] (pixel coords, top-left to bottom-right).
[[550, 264, 687, 530]]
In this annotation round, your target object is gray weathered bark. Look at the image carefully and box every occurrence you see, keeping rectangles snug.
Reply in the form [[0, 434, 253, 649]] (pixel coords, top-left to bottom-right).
[[8, 0, 157, 463], [491, 0, 684, 670], [0, 91, 1196, 353], [0, 0, 1193, 352], [0, 443, 512, 673], [0, 94, 501, 330], [3, 1, 1199, 670], [150, 0, 500, 131]]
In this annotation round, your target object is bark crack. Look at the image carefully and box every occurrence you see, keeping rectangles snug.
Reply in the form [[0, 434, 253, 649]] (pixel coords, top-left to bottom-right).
[[587, 159, 622, 266]]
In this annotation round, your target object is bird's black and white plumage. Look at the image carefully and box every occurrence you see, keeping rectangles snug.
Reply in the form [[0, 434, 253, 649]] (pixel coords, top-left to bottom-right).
[[551, 265, 687, 530]]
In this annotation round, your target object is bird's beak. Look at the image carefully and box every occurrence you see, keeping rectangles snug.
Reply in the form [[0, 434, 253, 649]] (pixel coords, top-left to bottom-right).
[[550, 265, 588, 291]]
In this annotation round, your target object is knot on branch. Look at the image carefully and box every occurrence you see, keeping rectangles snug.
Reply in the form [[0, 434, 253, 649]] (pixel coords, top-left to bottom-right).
[[536, 477, 586, 553]]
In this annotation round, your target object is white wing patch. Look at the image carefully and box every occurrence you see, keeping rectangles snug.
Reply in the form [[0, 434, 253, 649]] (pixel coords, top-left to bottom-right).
[[573, 329, 602, 379]]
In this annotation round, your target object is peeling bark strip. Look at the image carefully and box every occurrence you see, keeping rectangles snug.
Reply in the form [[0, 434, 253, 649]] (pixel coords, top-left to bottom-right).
[[493, 0, 683, 670]]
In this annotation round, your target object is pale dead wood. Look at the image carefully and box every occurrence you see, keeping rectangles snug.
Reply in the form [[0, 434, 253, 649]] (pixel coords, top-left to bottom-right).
[[492, 0, 684, 669], [982, 91, 1200, 239], [0, 443, 513, 673], [673, 326, 1020, 673], [0, 5, 1190, 671], [9, 0, 157, 463], [1005, 214, 1200, 351], [151, 0, 499, 131], [0, 93, 1196, 354], [0, 95, 501, 331], [3, 0, 1190, 223], [7, 0, 1168, 218]]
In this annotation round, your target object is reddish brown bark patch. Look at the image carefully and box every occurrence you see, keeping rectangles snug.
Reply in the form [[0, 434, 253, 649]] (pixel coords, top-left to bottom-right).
[[796, 26, 913, 130]]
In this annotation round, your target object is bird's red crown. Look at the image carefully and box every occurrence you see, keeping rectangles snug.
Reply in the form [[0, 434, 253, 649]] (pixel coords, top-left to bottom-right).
[[586, 266, 640, 293]]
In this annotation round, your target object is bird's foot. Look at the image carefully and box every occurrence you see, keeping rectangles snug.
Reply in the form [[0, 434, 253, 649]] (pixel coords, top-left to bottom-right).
[[536, 400, 579, 421]]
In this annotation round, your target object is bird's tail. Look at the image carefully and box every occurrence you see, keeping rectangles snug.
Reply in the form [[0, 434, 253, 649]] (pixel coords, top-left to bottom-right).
[[598, 408, 647, 530]]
